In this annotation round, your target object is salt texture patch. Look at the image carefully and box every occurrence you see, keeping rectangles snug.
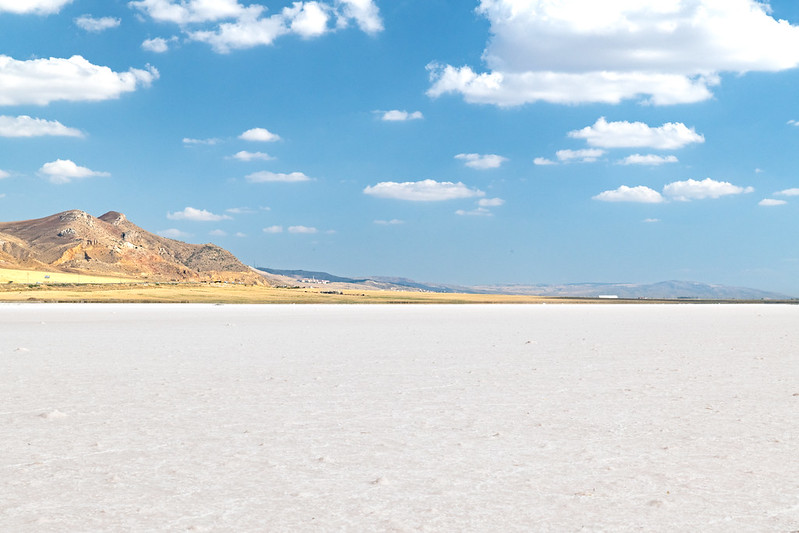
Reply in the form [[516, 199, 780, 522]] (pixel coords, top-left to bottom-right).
[[1, 303, 798, 531]]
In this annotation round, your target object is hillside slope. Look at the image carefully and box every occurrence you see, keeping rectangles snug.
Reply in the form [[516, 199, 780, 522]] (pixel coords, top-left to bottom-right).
[[0, 210, 264, 284]]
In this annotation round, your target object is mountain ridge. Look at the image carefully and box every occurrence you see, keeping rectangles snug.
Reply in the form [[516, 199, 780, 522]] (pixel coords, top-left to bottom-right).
[[0, 210, 265, 284]]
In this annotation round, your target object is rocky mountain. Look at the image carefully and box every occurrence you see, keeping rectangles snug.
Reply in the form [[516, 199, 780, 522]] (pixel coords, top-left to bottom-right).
[[0, 210, 264, 284]]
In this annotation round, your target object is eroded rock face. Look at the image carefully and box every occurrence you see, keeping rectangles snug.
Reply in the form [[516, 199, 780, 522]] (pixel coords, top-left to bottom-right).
[[0, 210, 267, 284]]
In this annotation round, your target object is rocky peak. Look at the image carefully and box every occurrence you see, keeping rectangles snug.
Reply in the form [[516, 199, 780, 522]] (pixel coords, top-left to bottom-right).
[[98, 211, 127, 225]]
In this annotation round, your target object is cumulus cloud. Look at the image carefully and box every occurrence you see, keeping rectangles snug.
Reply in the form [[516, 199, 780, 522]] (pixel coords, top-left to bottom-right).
[[263, 225, 283, 233], [0, 169, 10, 179], [230, 150, 274, 161], [776, 188, 799, 196], [455, 153, 507, 169], [338, 0, 383, 33], [239, 127, 281, 142], [38, 159, 109, 184], [0, 115, 83, 138], [158, 228, 192, 239], [593, 185, 665, 204], [759, 198, 787, 206], [142, 37, 178, 53], [569, 118, 704, 149], [381, 110, 423, 121], [209, 229, 228, 236], [643, 218, 660, 223], [428, 0, 799, 106], [288, 225, 318, 234], [597, 178, 755, 204], [0, 55, 158, 106], [663, 178, 754, 201], [132, 0, 383, 53], [617, 154, 678, 166], [533, 157, 557, 166], [0, 0, 72, 15], [246, 171, 311, 183], [129, 0, 254, 24], [364, 179, 485, 202], [75, 15, 121, 32], [167, 207, 232, 221], [556, 148, 605, 163], [374, 219, 404, 225], [286, 2, 331, 39]]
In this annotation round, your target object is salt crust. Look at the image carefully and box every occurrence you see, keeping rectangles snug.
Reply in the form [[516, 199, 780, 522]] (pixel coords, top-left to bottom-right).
[[1, 303, 798, 531]]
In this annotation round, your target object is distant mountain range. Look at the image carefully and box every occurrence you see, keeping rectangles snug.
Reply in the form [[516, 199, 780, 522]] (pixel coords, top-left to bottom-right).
[[0, 210, 264, 284], [256, 268, 792, 300], [1, 211, 791, 299]]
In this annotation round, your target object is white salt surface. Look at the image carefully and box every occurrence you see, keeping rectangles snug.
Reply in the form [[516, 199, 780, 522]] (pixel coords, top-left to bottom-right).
[[2, 303, 799, 531]]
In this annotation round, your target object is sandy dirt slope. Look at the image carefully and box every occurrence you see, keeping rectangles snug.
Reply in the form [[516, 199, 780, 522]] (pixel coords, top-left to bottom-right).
[[1, 304, 798, 531]]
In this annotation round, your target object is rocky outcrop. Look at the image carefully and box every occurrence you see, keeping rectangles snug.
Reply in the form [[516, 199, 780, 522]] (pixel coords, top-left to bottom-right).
[[0, 210, 266, 284]]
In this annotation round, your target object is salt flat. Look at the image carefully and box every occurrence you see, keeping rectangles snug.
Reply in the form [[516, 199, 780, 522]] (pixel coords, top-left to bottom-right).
[[1, 303, 798, 532]]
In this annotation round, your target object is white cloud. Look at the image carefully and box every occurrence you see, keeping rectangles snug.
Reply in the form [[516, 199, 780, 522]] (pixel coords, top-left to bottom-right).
[[246, 171, 311, 183], [188, 11, 289, 52], [455, 153, 507, 169], [226, 207, 256, 214], [0, 0, 72, 14], [167, 207, 232, 221], [75, 15, 121, 32], [663, 178, 754, 201], [381, 110, 424, 122], [556, 148, 605, 163], [239, 127, 281, 142], [285, 2, 330, 39], [364, 179, 485, 202], [142, 37, 178, 53], [133, 0, 383, 53], [789, 120, 799, 126], [209, 229, 228, 236], [0, 169, 10, 179], [263, 225, 283, 234], [338, 0, 383, 34], [533, 157, 557, 166], [776, 188, 799, 196], [0, 55, 158, 106], [428, 0, 799, 106], [0, 115, 83, 138], [183, 137, 220, 145], [158, 228, 192, 239], [288, 225, 317, 234], [129, 0, 255, 24], [38, 159, 110, 184], [617, 154, 679, 166], [569, 118, 704, 149], [235, 232, 246, 237], [478, 198, 505, 207], [0, 193, 5, 198], [230, 150, 273, 161], [456, 207, 493, 216], [643, 218, 660, 223], [759, 198, 787, 207], [593, 185, 665, 203], [374, 219, 404, 225]]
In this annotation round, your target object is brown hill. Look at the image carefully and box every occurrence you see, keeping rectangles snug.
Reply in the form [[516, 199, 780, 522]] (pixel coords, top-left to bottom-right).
[[0, 210, 266, 284]]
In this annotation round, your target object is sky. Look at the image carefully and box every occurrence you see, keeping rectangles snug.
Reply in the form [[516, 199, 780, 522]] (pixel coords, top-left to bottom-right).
[[3, 0, 799, 295]]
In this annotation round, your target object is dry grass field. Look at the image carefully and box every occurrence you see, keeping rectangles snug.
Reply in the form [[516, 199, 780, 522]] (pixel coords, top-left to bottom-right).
[[0, 267, 137, 285], [0, 279, 560, 304]]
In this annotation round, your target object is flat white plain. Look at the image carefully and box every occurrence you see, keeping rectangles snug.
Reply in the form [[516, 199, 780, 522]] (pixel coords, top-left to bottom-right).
[[1, 304, 798, 532]]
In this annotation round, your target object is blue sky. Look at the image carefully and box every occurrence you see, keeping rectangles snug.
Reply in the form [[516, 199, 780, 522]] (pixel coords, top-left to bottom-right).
[[3, 0, 799, 294]]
